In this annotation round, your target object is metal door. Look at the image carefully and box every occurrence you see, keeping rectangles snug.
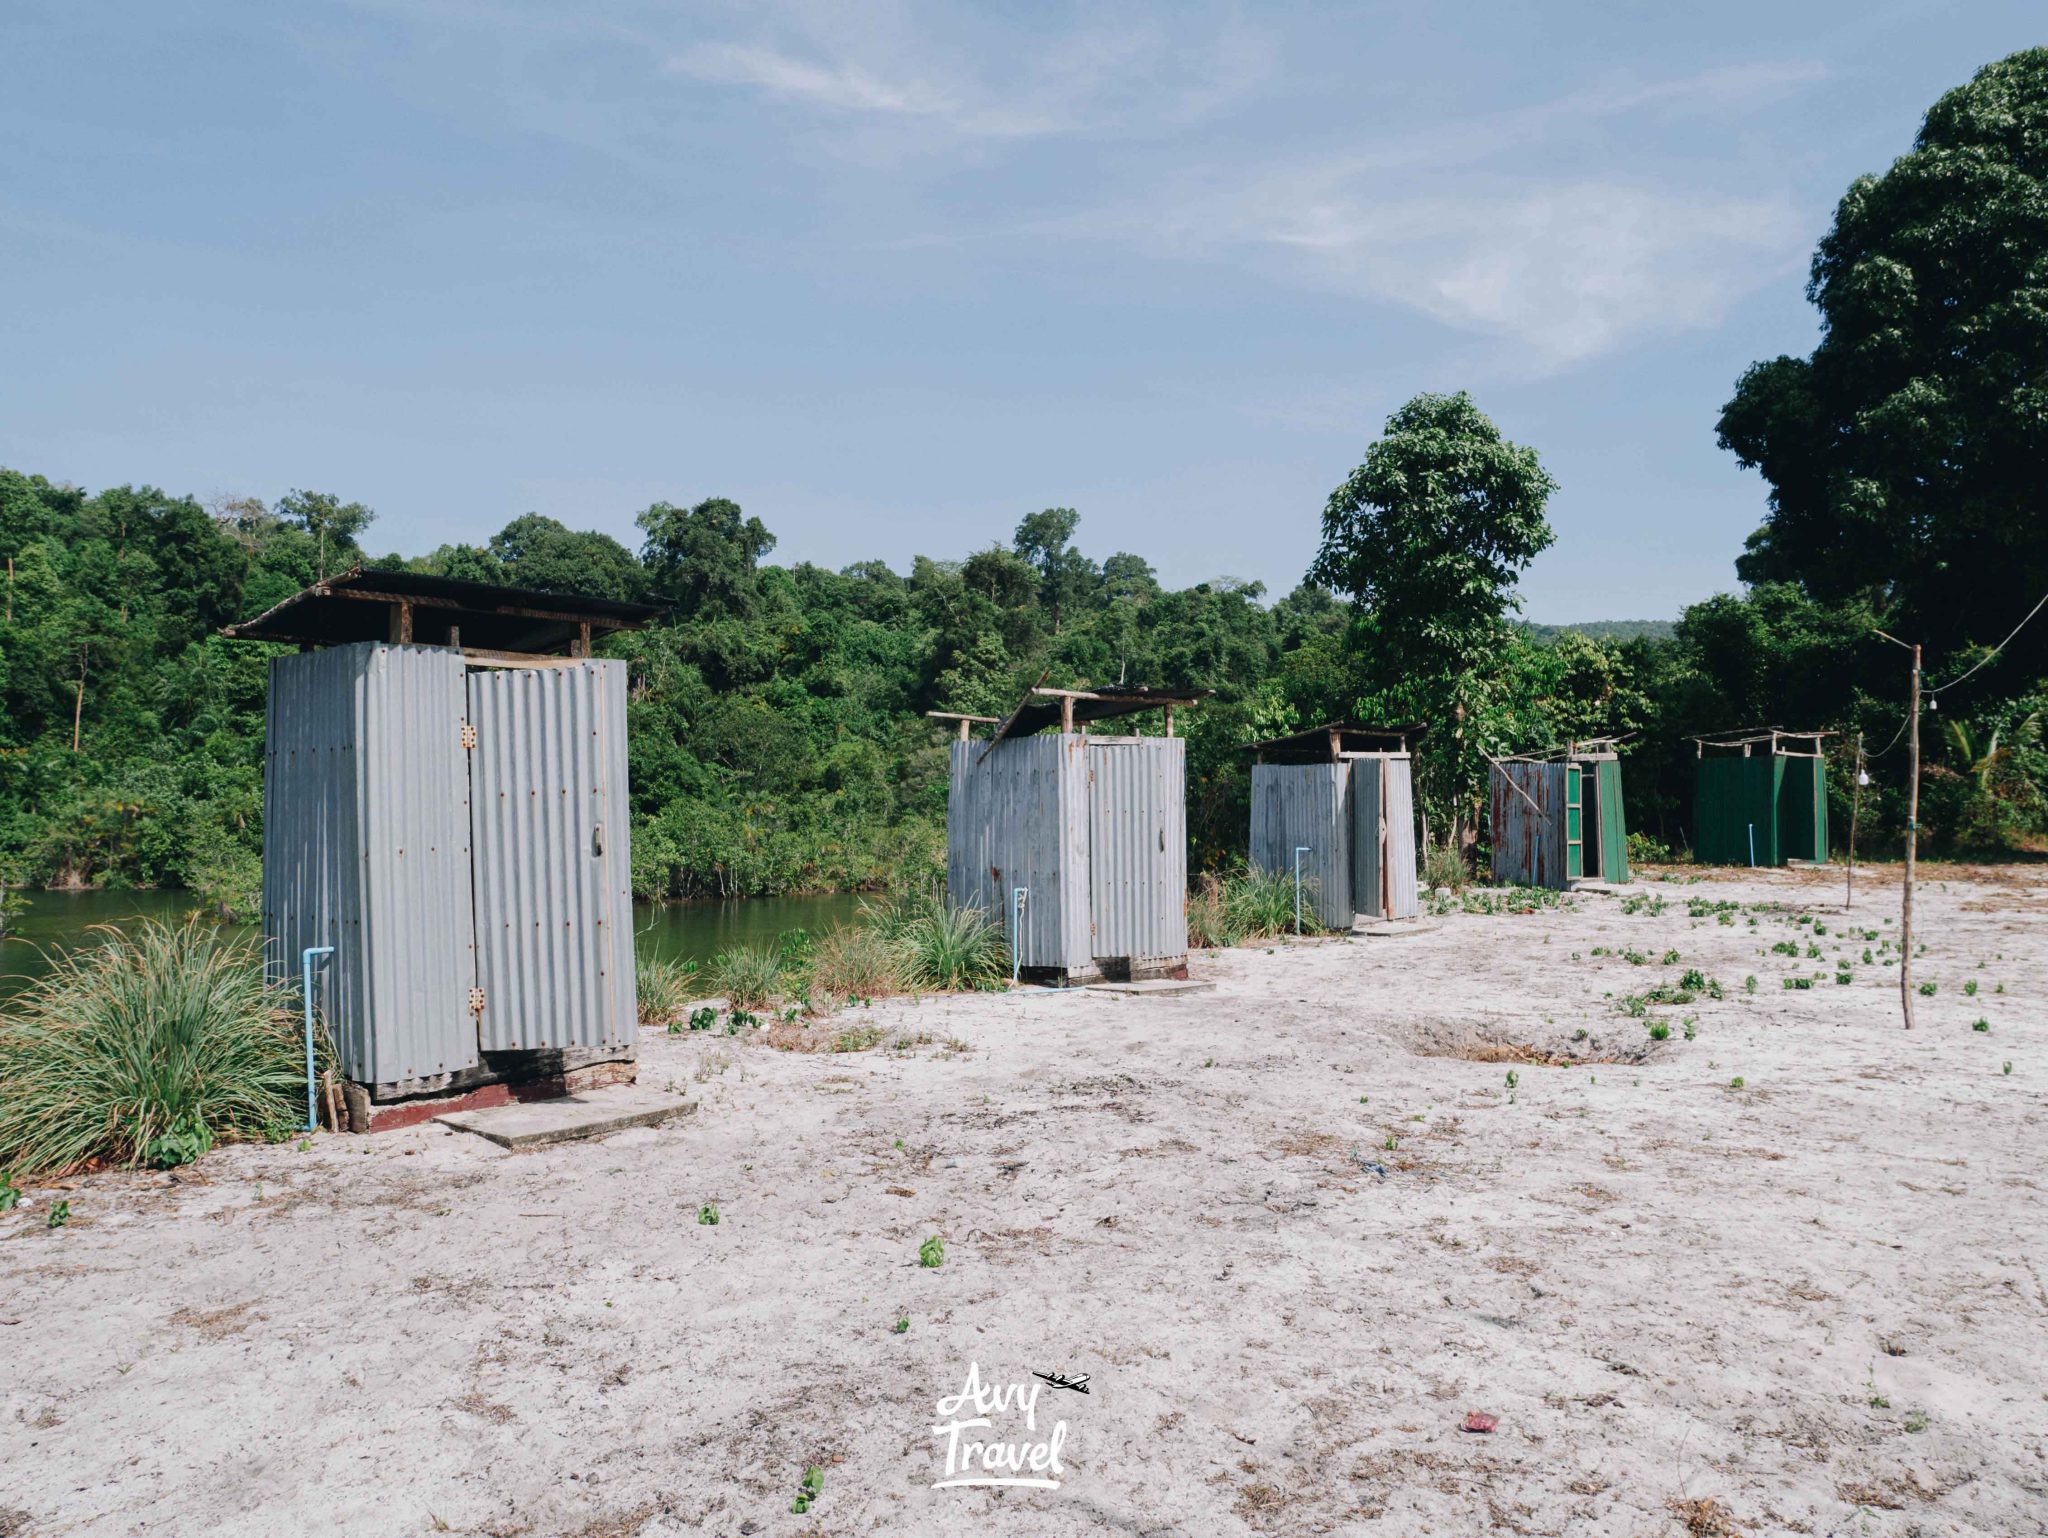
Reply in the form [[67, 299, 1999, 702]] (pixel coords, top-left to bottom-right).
[[1353, 757, 1384, 919], [1087, 738, 1187, 966], [466, 663, 636, 1054]]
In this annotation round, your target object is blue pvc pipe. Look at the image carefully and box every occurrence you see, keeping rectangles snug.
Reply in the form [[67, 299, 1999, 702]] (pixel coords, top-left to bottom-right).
[[301, 945, 335, 1133]]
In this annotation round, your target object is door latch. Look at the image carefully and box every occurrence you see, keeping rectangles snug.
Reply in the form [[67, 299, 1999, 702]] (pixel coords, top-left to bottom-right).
[[460, 722, 477, 750], [468, 986, 485, 1015]]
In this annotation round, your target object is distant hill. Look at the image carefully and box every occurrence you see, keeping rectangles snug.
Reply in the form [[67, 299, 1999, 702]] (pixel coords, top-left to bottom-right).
[[1521, 619, 1677, 645]]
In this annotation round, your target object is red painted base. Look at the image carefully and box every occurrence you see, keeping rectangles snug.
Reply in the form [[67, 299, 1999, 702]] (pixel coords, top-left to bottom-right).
[[344, 1059, 638, 1133]]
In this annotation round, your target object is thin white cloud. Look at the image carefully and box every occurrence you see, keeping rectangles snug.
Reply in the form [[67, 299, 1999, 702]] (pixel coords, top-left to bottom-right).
[[1041, 59, 1824, 372], [666, 3, 1272, 146]]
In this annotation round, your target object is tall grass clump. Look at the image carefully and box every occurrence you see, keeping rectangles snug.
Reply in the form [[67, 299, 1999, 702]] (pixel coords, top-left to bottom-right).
[[1188, 867, 1318, 946], [1422, 843, 1468, 893], [1226, 866, 1305, 939], [0, 919, 314, 1180], [636, 956, 701, 1027], [809, 923, 903, 1000], [1187, 871, 1244, 949], [897, 903, 1010, 992], [708, 944, 782, 1011]]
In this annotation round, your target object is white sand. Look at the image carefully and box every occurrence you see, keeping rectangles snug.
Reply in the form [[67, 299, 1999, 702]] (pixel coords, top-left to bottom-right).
[[4, 864, 2045, 1537]]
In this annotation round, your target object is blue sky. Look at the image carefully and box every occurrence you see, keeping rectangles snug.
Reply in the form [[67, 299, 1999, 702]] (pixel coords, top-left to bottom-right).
[[2, 2, 2040, 620]]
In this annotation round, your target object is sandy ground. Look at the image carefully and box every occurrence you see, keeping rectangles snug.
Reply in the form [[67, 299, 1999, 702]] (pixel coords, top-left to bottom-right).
[[4, 864, 2047, 1538]]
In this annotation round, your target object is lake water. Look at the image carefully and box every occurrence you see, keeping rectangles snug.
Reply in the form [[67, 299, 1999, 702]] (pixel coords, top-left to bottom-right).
[[0, 888, 866, 994]]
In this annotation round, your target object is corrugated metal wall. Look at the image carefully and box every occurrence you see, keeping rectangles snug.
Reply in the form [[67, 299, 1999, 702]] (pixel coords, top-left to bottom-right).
[[1088, 737, 1187, 964], [947, 735, 1089, 973], [1593, 760, 1631, 881], [467, 662, 636, 1055], [1490, 760, 1570, 889], [1778, 756, 1829, 862], [263, 644, 480, 1088], [1250, 762, 1352, 928]]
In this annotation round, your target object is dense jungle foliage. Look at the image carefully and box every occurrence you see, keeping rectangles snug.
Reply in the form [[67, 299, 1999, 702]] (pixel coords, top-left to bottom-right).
[[1, 49, 2044, 909]]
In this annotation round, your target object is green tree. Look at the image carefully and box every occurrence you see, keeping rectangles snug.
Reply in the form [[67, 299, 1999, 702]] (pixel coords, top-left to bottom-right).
[[1013, 507, 1098, 634], [276, 489, 376, 580], [637, 498, 775, 620], [1717, 47, 2048, 682], [1310, 391, 1558, 852]]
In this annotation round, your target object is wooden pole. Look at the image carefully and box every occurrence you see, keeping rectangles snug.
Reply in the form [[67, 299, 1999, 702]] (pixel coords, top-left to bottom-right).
[[1846, 731, 1863, 911], [1900, 645, 1921, 1030]]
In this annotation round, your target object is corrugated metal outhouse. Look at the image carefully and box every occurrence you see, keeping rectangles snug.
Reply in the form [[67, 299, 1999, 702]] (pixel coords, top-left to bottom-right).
[[1490, 739, 1632, 888], [1244, 723, 1421, 926], [1690, 730, 1832, 866], [933, 686, 1202, 984], [224, 568, 659, 1118]]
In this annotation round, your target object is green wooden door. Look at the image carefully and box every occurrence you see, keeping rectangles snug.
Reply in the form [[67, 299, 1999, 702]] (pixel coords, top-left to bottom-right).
[[1564, 763, 1584, 881], [1596, 759, 1630, 882]]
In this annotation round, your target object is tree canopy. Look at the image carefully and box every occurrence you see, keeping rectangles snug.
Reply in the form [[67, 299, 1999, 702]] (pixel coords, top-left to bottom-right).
[[1718, 46, 2048, 684]]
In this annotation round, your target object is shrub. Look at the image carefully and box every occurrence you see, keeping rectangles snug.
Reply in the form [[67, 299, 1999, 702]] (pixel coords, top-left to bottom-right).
[[0, 919, 318, 1180], [709, 945, 782, 1011], [897, 903, 1009, 992], [636, 957, 701, 1027]]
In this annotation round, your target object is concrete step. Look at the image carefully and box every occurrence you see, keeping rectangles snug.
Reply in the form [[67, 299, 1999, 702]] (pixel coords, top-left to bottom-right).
[[436, 1085, 697, 1150], [1084, 978, 1217, 996]]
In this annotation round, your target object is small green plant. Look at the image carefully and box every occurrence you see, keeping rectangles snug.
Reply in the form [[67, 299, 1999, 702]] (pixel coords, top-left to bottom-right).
[[687, 1005, 717, 1031], [1743, 975, 1758, 995], [1661, 949, 1680, 965], [893, 1316, 909, 1334], [1964, 979, 1978, 997], [1504, 1069, 1518, 1089], [1383, 1134, 1396, 1151], [1972, 1018, 1989, 1032], [1421, 843, 1468, 893], [919, 1235, 945, 1268], [1648, 1022, 1671, 1041], [1729, 1076, 1745, 1089], [144, 1113, 216, 1171], [1683, 1018, 1697, 1041], [697, 1204, 720, 1226], [1866, 1366, 1889, 1409], [1621, 948, 1648, 966], [1903, 1410, 1928, 1434], [1917, 981, 1936, 997], [1770, 940, 1798, 956], [1783, 976, 1813, 990], [2003, 1061, 2012, 1075], [47, 1198, 71, 1228], [896, 902, 1011, 991], [893, 1137, 906, 1150], [1836, 970, 1852, 986], [0, 1171, 18, 1211]]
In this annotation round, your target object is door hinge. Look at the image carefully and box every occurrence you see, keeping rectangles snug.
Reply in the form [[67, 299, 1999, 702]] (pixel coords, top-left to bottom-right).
[[460, 722, 477, 750], [468, 986, 485, 1015]]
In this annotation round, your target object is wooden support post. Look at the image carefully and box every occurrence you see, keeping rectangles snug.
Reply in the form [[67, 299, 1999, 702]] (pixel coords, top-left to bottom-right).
[[1901, 644, 1921, 1031], [388, 601, 413, 644], [1846, 731, 1863, 912], [1164, 703, 1174, 738], [1328, 728, 1342, 762], [1061, 695, 1075, 734], [575, 621, 592, 658], [957, 717, 970, 742], [448, 624, 460, 651]]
